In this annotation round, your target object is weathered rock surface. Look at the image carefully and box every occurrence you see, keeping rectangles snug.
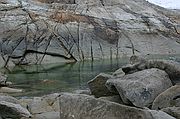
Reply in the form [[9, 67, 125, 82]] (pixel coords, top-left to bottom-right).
[[162, 107, 180, 119], [32, 111, 60, 119], [28, 93, 60, 114], [0, 73, 7, 86], [112, 68, 125, 78], [106, 68, 172, 107], [123, 55, 180, 81], [0, 0, 180, 67], [0, 101, 32, 119], [0, 95, 19, 104], [59, 93, 175, 119], [88, 73, 113, 97], [152, 85, 180, 110]]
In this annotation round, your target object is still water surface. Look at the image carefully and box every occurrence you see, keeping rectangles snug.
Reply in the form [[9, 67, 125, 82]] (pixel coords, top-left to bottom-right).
[[4, 55, 180, 97], [6, 58, 128, 97]]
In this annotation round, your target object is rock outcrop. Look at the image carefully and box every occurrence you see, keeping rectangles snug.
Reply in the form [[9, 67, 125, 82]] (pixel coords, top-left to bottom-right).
[[106, 68, 172, 107], [0, 0, 180, 67]]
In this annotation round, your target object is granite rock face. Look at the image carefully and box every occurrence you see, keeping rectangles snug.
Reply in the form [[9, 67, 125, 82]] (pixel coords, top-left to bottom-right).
[[0, 0, 180, 67]]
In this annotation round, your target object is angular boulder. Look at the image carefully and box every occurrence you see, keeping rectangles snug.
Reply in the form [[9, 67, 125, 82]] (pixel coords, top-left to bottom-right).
[[152, 85, 180, 110], [88, 73, 113, 97], [106, 68, 172, 107], [59, 93, 175, 119], [0, 101, 32, 119]]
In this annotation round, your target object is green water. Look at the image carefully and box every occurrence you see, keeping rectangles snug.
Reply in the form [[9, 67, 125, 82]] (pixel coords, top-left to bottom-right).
[[3, 54, 180, 97], [5, 58, 128, 97]]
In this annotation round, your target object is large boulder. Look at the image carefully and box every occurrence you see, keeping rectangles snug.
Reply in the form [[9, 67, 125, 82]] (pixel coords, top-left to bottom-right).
[[106, 68, 172, 107], [0, 101, 32, 119], [88, 73, 113, 97], [123, 55, 180, 82], [59, 93, 175, 119], [162, 107, 180, 119], [152, 85, 180, 110]]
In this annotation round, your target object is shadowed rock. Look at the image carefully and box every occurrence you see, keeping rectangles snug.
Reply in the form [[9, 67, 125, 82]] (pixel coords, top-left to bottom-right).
[[88, 73, 113, 97], [0, 101, 32, 119]]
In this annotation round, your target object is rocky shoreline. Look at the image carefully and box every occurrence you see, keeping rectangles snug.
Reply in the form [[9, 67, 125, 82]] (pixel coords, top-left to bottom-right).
[[0, 55, 179, 119]]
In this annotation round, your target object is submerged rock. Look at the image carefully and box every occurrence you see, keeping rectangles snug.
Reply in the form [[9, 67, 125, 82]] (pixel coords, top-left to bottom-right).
[[106, 68, 172, 107], [88, 73, 113, 97], [0, 87, 23, 93], [152, 85, 180, 110], [59, 93, 175, 119]]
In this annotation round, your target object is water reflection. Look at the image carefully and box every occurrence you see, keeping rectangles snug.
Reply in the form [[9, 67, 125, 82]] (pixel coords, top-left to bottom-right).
[[4, 54, 180, 97], [5, 58, 128, 97]]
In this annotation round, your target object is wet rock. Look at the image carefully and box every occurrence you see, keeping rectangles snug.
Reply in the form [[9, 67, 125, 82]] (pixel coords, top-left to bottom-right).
[[162, 107, 180, 119], [152, 85, 180, 110], [0, 101, 32, 119], [59, 93, 175, 119], [106, 68, 172, 107], [88, 73, 113, 97]]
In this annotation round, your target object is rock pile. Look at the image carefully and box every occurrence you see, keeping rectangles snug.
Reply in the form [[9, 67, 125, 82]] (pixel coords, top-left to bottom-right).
[[86, 55, 180, 119], [0, 56, 180, 119]]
